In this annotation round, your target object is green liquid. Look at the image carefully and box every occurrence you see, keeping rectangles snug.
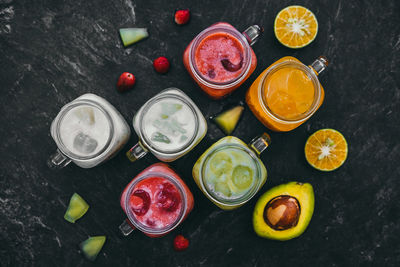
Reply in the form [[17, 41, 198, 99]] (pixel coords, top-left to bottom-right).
[[204, 147, 257, 201]]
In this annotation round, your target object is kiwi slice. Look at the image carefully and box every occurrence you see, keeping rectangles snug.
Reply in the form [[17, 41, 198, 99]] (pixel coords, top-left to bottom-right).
[[119, 28, 148, 47], [80, 236, 106, 261], [211, 103, 244, 135], [64, 193, 89, 223]]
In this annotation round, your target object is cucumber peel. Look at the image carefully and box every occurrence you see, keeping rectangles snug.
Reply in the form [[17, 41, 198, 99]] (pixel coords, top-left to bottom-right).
[[64, 193, 89, 223], [80, 236, 106, 261]]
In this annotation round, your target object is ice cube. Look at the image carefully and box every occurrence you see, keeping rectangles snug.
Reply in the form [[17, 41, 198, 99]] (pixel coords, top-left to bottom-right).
[[179, 135, 188, 143], [161, 102, 182, 116], [170, 118, 186, 134], [73, 132, 98, 154], [75, 107, 95, 125], [151, 132, 171, 144]]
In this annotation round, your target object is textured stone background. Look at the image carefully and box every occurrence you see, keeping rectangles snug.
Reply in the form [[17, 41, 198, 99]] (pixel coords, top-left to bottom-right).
[[1, 0, 399, 266]]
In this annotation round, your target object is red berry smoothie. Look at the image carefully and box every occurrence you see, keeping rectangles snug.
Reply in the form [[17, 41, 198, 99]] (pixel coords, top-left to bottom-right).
[[128, 177, 182, 229], [120, 163, 194, 237], [194, 32, 245, 83], [183, 22, 258, 99]]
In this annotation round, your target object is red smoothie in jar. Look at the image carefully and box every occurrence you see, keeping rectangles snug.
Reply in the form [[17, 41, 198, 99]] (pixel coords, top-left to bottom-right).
[[194, 32, 245, 83], [183, 22, 262, 99], [128, 176, 182, 229], [120, 163, 194, 237]]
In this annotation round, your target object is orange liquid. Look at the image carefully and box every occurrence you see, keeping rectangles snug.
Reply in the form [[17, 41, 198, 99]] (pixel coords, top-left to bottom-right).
[[246, 56, 324, 132], [264, 67, 314, 120]]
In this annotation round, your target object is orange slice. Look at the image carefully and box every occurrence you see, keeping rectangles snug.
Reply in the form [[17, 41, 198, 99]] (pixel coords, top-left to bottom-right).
[[274, 5, 318, 48], [305, 129, 348, 171]]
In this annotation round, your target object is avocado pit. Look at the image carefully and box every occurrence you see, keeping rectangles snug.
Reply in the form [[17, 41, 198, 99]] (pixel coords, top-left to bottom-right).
[[263, 195, 300, 231]]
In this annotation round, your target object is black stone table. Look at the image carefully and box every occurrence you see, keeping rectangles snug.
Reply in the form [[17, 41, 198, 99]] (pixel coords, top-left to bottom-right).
[[1, 0, 399, 266]]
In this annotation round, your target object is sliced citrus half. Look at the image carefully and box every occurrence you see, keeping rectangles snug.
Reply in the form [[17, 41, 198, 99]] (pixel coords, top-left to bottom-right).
[[274, 5, 318, 48], [305, 129, 348, 171]]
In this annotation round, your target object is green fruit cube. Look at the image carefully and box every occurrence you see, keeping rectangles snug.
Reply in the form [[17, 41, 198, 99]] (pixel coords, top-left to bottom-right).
[[64, 193, 89, 223], [80, 236, 106, 261], [119, 28, 148, 47]]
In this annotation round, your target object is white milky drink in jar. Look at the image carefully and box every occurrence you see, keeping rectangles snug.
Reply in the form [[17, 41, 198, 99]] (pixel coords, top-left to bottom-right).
[[126, 88, 207, 162], [48, 93, 131, 169]]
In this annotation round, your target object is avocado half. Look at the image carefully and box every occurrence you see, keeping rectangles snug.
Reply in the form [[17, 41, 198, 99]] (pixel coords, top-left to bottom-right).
[[253, 182, 314, 241]]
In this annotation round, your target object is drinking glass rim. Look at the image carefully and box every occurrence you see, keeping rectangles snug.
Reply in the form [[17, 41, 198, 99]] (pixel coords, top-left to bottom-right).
[[138, 93, 199, 155], [189, 24, 252, 89], [259, 61, 322, 123], [124, 172, 188, 235], [55, 99, 114, 160], [199, 143, 263, 206]]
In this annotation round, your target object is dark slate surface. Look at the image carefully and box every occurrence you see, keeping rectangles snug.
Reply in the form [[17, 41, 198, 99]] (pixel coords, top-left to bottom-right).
[[1, 0, 399, 266]]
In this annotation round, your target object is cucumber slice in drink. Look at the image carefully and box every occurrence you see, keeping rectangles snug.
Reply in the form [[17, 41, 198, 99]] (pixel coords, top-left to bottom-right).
[[231, 165, 253, 189], [80, 236, 106, 261], [64, 193, 89, 223], [119, 28, 148, 47], [209, 152, 233, 177]]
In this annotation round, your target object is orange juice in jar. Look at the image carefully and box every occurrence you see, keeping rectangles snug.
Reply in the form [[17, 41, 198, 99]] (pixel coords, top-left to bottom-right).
[[246, 56, 329, 132]]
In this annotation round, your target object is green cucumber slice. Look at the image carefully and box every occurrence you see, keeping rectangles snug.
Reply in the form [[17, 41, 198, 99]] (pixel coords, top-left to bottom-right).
[[64, 193, 89, 223], [119, 28, 148, 47], [80, 236, 106, 261], [212, 103, 244, 135]]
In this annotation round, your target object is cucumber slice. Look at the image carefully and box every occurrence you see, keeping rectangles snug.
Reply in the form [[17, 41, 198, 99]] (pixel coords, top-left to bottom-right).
[[119, 28, 148, 47], [64, 193, 89, 223], [80, 236, 106, 261], [211, 103, 244, 135]]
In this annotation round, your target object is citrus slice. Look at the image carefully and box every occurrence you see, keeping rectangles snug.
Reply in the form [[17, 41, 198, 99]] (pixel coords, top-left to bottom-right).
[[209, 152, 233, 177], [274, 5, 318, 48], [305, 129, 348, 171]]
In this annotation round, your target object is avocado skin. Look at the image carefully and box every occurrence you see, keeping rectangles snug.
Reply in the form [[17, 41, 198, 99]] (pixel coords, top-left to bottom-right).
[[253, 182, 314, 241]]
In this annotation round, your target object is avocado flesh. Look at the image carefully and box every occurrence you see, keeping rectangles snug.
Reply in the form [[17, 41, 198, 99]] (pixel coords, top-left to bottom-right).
[[253, 182, 314, 241], [213, 105, 244, 135], [80, 236, 106, 261], [64, 193, 89, 223]]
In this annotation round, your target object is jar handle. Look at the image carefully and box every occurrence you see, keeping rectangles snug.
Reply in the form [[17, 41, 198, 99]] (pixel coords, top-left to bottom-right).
[[310, 56, 329, 75], [47, 149, 71, 169], [119, 219, 135, 236], [242, 25, 263, 46], [249, 133, 271, 156], [126, 141, 148, 162]]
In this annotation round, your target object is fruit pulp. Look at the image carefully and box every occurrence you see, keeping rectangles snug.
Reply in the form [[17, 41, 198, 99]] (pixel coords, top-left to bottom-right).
[[183, 22, 257, 99], [246, 56, 325, 131], [120, 163, 194, 237], [192, 136, 267, 210]]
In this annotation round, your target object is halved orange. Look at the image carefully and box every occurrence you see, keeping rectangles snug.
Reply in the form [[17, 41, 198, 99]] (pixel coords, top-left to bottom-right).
[[274, 5, 318, 48], [305, 129, 348, 171]]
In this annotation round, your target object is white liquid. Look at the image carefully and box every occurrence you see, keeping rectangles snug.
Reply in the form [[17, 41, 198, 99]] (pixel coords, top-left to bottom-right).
[[142, 98, 196, 152], [59, 105, 111, 157]]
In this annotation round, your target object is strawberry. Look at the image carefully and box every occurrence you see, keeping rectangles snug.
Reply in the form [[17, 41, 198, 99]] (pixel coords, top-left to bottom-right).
[[153, 57, 170, 74], [117, 72, 136, 92], [174, 9, 190, 25], [173, 235, 189, 251]]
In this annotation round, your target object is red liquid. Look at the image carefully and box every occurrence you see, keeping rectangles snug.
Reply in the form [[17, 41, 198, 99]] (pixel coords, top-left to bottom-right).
[[194, 32, 244, 83], [120, 163, 194, 237], [183, 22, 257, 99], [129, 177, 182, 229]]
